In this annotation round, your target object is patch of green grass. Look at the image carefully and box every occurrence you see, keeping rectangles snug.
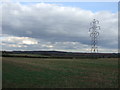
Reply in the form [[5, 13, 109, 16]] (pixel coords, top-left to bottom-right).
[[2, 57, 118, 88]]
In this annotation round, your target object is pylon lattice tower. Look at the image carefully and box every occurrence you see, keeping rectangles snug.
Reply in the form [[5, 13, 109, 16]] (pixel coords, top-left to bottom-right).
[[89, 19, 100, 53]]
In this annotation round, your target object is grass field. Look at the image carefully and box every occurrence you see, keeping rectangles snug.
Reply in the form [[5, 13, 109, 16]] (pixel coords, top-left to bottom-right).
[[2, 57, 118, 88]]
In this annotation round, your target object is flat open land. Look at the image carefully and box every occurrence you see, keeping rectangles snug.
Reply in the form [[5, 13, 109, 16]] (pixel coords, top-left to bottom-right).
[[2, 57, 118, 88]]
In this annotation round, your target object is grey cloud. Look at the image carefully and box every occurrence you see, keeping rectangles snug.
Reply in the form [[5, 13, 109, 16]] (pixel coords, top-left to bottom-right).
[[2, 2, 118, 52]]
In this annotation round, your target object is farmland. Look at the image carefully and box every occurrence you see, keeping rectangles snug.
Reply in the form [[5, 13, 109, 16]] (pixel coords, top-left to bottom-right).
[[2, 57, 118, 88]]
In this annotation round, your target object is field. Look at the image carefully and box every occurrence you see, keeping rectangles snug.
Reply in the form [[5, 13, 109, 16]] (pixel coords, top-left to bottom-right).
[[2, 57, 118, 88]]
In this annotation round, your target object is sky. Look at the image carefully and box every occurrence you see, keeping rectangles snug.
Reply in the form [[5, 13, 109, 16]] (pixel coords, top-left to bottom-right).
[[21, 2, 118, 13], [1, 2, 118, 53]]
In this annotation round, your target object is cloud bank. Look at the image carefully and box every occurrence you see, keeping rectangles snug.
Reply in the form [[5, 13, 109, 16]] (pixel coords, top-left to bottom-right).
[[1, 2, 118, 52]]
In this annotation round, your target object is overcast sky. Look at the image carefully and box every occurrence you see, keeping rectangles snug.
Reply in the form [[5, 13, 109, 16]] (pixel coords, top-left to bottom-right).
[[1, 2, 118, 53]]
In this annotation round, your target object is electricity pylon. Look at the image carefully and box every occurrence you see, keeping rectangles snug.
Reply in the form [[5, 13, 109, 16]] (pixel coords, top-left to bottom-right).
[[89, 19, 100, 53]]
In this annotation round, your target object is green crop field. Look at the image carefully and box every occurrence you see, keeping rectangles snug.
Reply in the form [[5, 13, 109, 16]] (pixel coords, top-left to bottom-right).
[[2, 57, 118, 88]]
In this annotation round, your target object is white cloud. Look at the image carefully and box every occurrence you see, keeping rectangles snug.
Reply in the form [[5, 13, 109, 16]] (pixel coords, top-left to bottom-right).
[[1, 2, 118, 52], [2, 35, 38, 45]]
